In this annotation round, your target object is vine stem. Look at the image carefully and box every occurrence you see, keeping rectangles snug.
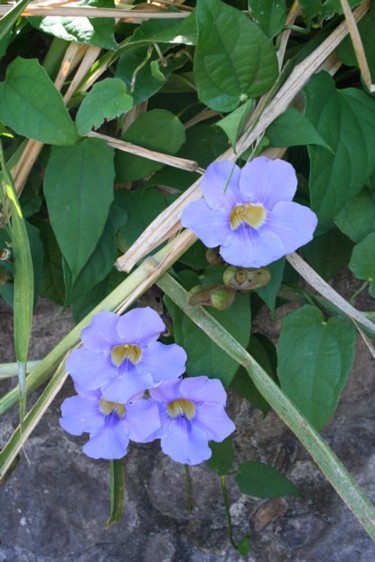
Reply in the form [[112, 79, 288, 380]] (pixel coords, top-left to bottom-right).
[[185, 465, 193, 513], [221, 475, 237, 550], [156, 272, 375, 542]]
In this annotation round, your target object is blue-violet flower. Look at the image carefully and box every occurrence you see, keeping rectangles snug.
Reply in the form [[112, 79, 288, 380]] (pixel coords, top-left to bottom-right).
[[66, 308, 187, 403], [60, 388, 161, 460], [149, 376, 235, 465], [181, 157, 318, 268]]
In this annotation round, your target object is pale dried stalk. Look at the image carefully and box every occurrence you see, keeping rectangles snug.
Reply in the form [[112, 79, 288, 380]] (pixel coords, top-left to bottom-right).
[[116, 0, 370, 272], [287, 253, 375, 336], [63, 45, 102, 103], [0, 6, 189, 19], [339, 0, 374, 92], [88, 131, 201, 172]]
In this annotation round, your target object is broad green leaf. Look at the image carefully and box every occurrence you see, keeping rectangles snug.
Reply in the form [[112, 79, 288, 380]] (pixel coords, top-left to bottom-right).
[[277, 305, 356, 430], [76, 78, 133, 136], [38, 221, 65, 305], [44, 138, 115, 282], [0, 144, 34, 420], [130, 11, 197, 45], [215, 99, 255, 146], [194, 0, 278, 112], [165, 292, 251, 386], [267, 107, 332, 149], [0, 0, 32, 59], [207, 438, 233, 476], [28, 0, 117, 50], [335, 189, 375, 243], [299, 0, 322, 19], [248, 0, 287, 38], [115, 45, 189, 105], [235, 461, 300, 498], [105, 459, 126, 528], [116, 188, 167, 246], [231, 333, 277, 415], [337, 8, 375, 74], [0, 58, 78, 146], [349, 232, 375, 296], [115, 109, 185, 182], [63, 203, 127, 305], [305, 72, 375, 231], [256, 258, 285, 313], [72, 269, 124, 323], [303, 229, 353, 281]]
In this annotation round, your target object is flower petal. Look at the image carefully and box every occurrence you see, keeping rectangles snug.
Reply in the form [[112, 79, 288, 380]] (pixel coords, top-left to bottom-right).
[[201, 161, 241, 209], [139, 342, 187, 383], [220, 225, 285, 267], [181, 200, 231, 248], [194, 404, 236, 441], [67, 348, 116, 390], [60, 395, 103, 435], [160, 416, 212, 465], [239, 157, 298, 208], [179, 376, 227, 405], [80, 311, 120, 352], [126, 400, 161, 442], [102, 367, 154, 403], [266, 201, 318, 254], [149, 379, 182, 403], [83, 419, 130, 460], [116, 307, 165, 346]]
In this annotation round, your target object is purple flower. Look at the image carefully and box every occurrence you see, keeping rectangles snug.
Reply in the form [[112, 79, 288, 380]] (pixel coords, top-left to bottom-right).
[[149, 377, 236, 465], [66, 308, 187, 403], [60, 388, 161, 460], [181, 158, 318, 268]]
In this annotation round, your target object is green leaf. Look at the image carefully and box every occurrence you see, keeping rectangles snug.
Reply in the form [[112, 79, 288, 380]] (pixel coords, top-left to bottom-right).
[[337, 8, 375, 73], [206, 438, 233, 476], [0, 0, 32, 59], [305, 72, 375, 231], [0, 58, 78, 146], [115, 45, 189, 105], [194, 0, 278, 112], [277, 305, 356, 430], [303, 228, 354, 281], [256, 258, 285, 313], [76, 78, 133, 136], [248, 0, 287, 38], [267, 107, 332, 149], [130, 11, 197, 45], [349, 232, 375, 296], [115, 109, 186, 182], [335, 189, 375, 243], [235, 461, 300, 498], [63, 203, 127, 305], [28, 0, 117, 50], [44, 138, 115, 282], [116, 188, 167, 246], [105, 459, 126, 528], [71, 269, 124, 323], [38, 221, 65, 305], [215, 99, 255, 146], [299, 0, 322, 19], [165, 292, 251, 386]]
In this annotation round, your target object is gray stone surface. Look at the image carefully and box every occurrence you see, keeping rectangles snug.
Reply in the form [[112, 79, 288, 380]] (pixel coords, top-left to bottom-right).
[[1, 293, 375, 561]]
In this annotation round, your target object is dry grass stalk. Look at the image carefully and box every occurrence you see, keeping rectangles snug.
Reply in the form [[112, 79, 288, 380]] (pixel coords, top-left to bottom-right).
[[63, 45, 102, 103], [339, 0, 374, 92], [0, 5, 189, 19], [116, 0, 370, 272], [88, 131, 201, 172]]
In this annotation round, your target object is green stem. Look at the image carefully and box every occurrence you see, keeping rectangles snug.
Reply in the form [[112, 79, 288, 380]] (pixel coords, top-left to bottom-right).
[[185, 464, 193, 513], [221, 475, 237, 550], [349, 280, 370, 304], [157, 272, 375, 542]]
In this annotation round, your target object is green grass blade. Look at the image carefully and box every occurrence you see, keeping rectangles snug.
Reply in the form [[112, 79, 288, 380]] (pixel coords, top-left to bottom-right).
[[157, 272, 375, 542], [0, 0, 32, 40], [0, 142, 34, 421], [105, 459, 126, 528]]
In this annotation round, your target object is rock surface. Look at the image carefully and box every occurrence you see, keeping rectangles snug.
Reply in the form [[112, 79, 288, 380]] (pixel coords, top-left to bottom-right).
[[0, 292, 374, 561]]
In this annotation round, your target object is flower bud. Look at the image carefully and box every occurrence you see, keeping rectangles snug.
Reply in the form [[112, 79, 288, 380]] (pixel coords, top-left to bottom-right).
[[205, 248, 223, 266], [188, 284, 236, 310], [223, 266, 271, 291]]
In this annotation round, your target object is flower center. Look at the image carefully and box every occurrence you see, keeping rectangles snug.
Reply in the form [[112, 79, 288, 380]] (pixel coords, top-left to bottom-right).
[[99, 398, 126, 418], [230, 203, 267, 230], [111, 343, 142, 366], [167, 398, 196, 421]]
